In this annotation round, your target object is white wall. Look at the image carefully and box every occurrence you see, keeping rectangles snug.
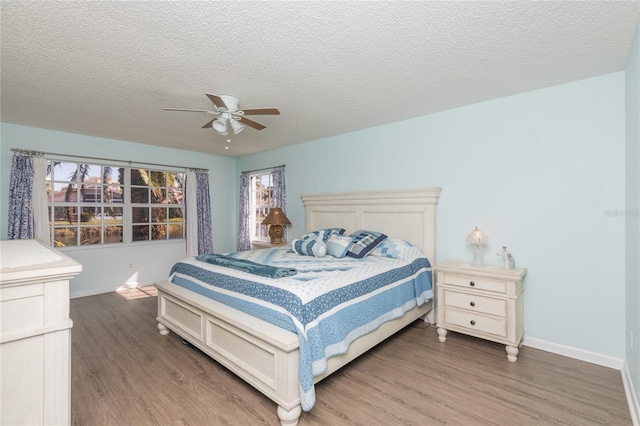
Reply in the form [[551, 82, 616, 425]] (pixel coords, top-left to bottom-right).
[[236, 72, 627, 359], [0, 123, 237, 297], [625, 18, 640, 418]]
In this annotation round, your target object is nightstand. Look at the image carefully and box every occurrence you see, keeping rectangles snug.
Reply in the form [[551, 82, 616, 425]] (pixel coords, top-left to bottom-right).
[[251, 241, 289, 250], [434, 260, 527, 362]]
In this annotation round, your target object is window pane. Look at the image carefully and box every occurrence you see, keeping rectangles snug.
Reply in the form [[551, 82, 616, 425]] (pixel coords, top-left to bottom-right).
[[168, 188, 183, 204], [53, 182, 77, 202], [54, 206, 79, 225], [131, 187, 149, 203], [104, 207, 123, 224], [152, 224, 167, 240], [80, 226, 101, 245], [54, 227, 77, 247], [169, 224, 184, 239], [80, 207, 99, 223], [55, 162, 78, 182], [104, 185, 123, 203], [104, 226, 123, 244], [151, 188, 167, 204], [131, 169, 149, 186], [81, 183, 101, 202], [151, 207, 166, 223], [150, 171, 166, 186], [169, 207, 183, 220], [132, 207, 149, 224], [132, 225, 149, 241]]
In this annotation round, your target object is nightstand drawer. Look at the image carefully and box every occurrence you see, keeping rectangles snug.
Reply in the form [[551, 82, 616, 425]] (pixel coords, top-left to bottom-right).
[[443, 290, 507, 317], [443, 307, 508, 338], [441, 273, 507, 294]]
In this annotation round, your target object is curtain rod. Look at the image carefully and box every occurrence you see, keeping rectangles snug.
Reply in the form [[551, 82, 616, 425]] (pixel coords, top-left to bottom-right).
[[241, 164, 285, 174], [10, 148, 209, 172]]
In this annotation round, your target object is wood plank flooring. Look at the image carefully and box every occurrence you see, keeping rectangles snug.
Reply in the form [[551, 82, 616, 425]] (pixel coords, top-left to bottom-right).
[[70, 286, 632, 426]]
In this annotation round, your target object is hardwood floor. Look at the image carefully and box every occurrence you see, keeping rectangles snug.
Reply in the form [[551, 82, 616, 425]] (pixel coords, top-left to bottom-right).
[[70, 286, 632, 425]]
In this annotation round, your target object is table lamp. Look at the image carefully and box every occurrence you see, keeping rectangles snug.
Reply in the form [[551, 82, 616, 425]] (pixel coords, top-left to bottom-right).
[[261, 208, 291, 244], [466, 226, 488, 267]]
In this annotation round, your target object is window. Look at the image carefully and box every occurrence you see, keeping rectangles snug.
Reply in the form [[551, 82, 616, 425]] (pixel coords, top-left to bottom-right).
[[249, 172, 274, 242], [47, 161, 185, 247]]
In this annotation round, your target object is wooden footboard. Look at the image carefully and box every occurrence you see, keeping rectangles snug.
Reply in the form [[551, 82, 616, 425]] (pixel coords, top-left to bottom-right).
[[155, 280, 432, 426]]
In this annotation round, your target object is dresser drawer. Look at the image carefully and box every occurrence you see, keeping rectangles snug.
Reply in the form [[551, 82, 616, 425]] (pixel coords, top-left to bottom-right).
[[441, 273, 507, 294], [443, 307, 508, 338], [443, 290, 507, 317]]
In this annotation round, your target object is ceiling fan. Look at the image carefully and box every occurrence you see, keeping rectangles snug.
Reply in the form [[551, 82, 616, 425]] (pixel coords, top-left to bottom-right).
[[164, 94, 280, 135]]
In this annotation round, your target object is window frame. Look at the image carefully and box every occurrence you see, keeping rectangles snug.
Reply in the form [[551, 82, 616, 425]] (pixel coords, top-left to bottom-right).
[[46, 160, 186, 248], [248, 170, 275, 243]]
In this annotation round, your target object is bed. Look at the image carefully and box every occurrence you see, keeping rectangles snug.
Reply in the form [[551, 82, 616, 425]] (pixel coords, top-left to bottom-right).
[[155, 187, 441, 425]]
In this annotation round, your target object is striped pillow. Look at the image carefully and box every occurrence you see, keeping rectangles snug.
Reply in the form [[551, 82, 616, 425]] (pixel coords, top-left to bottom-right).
[[346, 230, 387, 259]]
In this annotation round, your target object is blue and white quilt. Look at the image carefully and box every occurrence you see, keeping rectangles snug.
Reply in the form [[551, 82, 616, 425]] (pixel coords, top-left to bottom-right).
[[169, 246, 433, 411]]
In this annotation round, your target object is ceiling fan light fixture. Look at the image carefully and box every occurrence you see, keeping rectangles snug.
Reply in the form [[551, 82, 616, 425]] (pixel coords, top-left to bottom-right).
[[230, 119, 245, 135], [212, 117, 228, 134]]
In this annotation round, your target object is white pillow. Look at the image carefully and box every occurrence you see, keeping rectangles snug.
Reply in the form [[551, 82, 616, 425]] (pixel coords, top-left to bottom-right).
[[325, 235, 352, 258]]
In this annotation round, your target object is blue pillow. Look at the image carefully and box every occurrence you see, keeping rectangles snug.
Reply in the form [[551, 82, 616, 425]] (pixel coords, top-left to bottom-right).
[[370, 238, 414, 259], [346, 230, 387, 259], [325, 235, 353, 258], [302, 228, 346, 242], [292, 237, 326, 257]]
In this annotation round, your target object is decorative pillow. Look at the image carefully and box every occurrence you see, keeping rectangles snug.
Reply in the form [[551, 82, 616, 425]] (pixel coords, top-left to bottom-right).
[[346, 230, 387, 259], [370, 238, 414, 259], [292, 237, 326, 258], [325, 234, 353, 258], [302, 228, 346, 242], [312, 238, 327, 258]]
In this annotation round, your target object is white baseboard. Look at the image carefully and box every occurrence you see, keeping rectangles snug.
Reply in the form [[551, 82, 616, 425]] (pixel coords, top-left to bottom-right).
[[622, 361, 640, 426], [70, 279, 159, 299], [522, 336, 624, 370]]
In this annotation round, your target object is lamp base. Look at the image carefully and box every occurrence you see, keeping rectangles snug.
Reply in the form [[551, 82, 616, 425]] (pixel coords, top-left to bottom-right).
[[268, 224, 284, 244], [471, 245, 486, 267]]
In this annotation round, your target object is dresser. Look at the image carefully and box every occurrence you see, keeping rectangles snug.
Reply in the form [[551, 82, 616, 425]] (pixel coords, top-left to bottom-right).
[[0, 239, 82, 425], [435, 260, 527, 362]]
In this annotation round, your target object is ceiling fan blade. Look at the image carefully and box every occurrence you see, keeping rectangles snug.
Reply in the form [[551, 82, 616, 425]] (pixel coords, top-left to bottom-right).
[[202, 119, 215, 129], [206, 94, 227, 110], [241, 108, 280, 115], [239, 117, 266, 130], [164, 108, 212, 113]]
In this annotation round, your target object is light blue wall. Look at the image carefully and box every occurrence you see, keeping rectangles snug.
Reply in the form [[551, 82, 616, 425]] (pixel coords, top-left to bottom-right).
[[625, 19, 640, 410], [0, 123, 237, 296], [237, 72, 627, 359]]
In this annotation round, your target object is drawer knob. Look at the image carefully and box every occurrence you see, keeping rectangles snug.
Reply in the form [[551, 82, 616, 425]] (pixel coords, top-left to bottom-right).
[[470, 320, 476, 326], [470, 301, 475, 307], [469, 281, 475, 287]]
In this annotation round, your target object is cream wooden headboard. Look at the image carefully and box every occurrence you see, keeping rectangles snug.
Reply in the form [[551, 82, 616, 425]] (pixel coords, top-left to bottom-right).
[[300, 187, 442, 263]]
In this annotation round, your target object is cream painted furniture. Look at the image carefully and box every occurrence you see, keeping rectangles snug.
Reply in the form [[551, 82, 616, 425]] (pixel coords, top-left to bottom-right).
[[155, 187, 441, 426], [435, 260, 526, 362], [251, 241, 289, 250], [0, 239, 82, 426]]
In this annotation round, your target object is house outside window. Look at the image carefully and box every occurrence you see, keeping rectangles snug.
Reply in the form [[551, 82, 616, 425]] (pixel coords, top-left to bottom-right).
[[249, 172, 274, 242], [47, 161, 185, 247]]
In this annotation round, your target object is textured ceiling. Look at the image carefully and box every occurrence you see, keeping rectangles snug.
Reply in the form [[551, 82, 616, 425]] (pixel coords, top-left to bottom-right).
[[1, 1, 639, 157]]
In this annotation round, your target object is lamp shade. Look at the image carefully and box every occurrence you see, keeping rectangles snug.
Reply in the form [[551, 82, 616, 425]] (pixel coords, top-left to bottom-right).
[[261, 208, 291, 225], [466, 226, 488, 246], [230, 119, 245, 135], [212, 118, 228, 134]]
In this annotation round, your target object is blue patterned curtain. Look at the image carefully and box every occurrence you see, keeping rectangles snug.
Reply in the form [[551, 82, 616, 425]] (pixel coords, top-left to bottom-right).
[[8, 154, 35, 239], [195, 170, 213, 254], [237, 172, 251, 251], [271, 166, 287, 242]]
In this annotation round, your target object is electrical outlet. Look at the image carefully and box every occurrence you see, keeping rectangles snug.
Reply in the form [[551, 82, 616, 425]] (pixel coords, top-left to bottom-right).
[[129, 263, 133, 270]]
